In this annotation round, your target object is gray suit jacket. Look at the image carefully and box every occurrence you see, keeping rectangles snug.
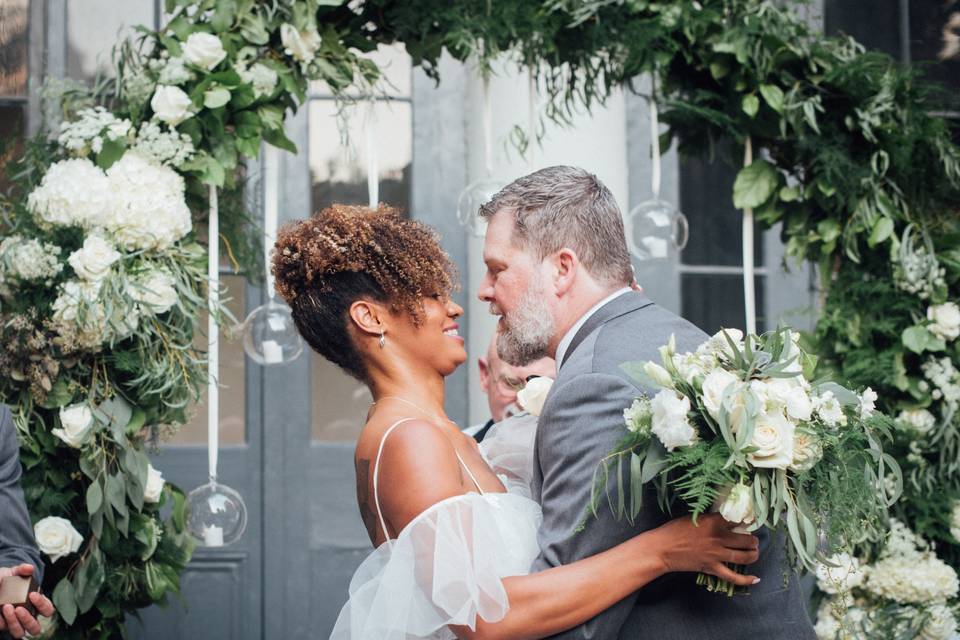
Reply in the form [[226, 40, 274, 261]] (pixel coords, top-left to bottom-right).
[[531, 292, 814, 639], [0, 405, 43, 581]]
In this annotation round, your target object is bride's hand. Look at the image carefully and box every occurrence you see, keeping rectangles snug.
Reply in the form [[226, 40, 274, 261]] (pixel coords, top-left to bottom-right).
[[647, 513, 761, 586]]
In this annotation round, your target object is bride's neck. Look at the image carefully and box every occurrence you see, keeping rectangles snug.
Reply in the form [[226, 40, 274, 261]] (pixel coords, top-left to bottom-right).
[[368, 368, 447, 420]]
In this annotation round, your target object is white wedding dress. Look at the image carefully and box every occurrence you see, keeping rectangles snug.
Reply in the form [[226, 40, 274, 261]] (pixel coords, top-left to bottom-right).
[[329, 414, 543, 639]]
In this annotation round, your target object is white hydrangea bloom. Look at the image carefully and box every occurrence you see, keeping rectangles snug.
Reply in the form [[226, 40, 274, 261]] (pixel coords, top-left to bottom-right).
[[149, 55, 194, 85], [123, 69, 156, 106], [922, 357, 960, 412], [132, 120, 195, 167], [0, 235, 63, 284], [57, 107, 132, 157], [816, 552, 865, 594], [864, 555, 959, 604], [238, 61, 278, 98], [103, 152, 192, 251], [896, 408, 938, 435], [27, 158, 113, 229], [927, 303, 960, 342], [919, 603, 959, 640]]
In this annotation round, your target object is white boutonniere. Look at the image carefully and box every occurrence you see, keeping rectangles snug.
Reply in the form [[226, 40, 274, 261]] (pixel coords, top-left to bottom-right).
[[517, 376, 554, 417]]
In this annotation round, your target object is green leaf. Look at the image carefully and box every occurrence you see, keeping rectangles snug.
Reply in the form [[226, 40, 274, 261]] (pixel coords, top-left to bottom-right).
[[106, 473, 127, 513], [640, 442, 669, 483], [204, 87, 231, 109], [733, 159, 778, 210], [95, 138, 126, 170], [94, 396, 133, 442], [210, 0, 235, 32], [902, 326, 946, 354], [39, 377, 74, 409], [868, 217, 894, 248], [53, 578, 78, 625], [75, 549, 105, 614], [741, 94, 759, 118], [86, 481, 103, 516], [759, 84, 784, 113], [779, 185, 800, 202], [263, 127, 297, 154]]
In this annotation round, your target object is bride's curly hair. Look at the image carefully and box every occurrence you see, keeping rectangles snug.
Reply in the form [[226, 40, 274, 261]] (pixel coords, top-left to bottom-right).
[[272, 204, 458, 381]]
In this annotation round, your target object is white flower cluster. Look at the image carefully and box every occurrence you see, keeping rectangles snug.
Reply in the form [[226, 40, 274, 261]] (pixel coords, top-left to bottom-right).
[[57, 106, 132, 157], [123, 69, 156, 106], [51, 279, 139, 349], [896, 408, 938, 435], [148, 53, 194, 86], [280, 22, 322, 69], [894, 241, 947, 300], [237, 61, 279, 98], [928, 302, 960, 342], [813, 390, 847, 427], [922, 356, 960, 412], [815, 522, 960, 639], [0, 235, 63, 285], [950, 501, 960, 542], [27, 153, 192, 251], [623, 397, 652, 434], [132, 120, 195, 167], [129, 268, 179, 316]]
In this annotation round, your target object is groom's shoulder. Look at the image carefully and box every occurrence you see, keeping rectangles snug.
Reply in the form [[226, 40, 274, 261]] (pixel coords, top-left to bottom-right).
[[590, 300, 708, 374]]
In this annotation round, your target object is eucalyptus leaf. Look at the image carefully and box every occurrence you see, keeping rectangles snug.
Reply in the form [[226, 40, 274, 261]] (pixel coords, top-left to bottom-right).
[[53, 578, 78, 625]]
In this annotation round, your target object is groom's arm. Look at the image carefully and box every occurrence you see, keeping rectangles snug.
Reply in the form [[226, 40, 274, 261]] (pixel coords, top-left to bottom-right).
[[532, 372, 663, 639]]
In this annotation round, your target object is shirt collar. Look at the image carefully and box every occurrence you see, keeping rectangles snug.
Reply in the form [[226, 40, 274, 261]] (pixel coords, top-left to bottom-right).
[[555, 287, 632, 368]]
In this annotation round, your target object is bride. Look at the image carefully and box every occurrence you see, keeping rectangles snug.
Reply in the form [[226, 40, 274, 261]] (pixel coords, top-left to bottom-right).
[[272, 205, 761, 640]]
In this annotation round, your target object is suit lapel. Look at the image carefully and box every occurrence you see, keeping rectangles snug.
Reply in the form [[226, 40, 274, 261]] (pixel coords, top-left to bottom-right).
[[559, 292, 654, 369]]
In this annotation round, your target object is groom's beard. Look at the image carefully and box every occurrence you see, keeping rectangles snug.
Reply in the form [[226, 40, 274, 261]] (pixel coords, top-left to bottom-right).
[[494, 281, 554, 367]]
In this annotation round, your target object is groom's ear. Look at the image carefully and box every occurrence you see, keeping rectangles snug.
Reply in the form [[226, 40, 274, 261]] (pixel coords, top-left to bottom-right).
[[348, 299, 388, 338], [552, 248, 579, 295]]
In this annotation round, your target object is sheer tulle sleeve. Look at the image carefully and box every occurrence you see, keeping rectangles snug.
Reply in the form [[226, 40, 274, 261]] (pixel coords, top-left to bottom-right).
[[330, 492, 541, 639], [478, 413, 539, 499]]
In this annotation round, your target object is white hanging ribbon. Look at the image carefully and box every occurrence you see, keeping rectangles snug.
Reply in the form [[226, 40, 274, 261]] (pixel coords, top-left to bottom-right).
[[527, 68, 536, 171], [742, 137, 757, 335], [263, 144, 279, 301], [482, 73, 493, 176], [365, 99, 379, 209], [207, 184, 220, 483]]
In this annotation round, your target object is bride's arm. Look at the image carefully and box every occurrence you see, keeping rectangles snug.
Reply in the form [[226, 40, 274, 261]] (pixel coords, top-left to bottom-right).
[[455, 514, 758, 640], [378, 422, 760, 640]]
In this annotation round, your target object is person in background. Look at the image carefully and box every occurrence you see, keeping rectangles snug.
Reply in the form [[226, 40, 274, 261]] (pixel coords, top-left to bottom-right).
[[466, 329, 555, 442], [0, 405, 55, 639]]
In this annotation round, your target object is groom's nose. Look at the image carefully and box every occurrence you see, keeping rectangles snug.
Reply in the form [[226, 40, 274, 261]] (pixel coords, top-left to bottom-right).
[[477, 272, 494, 302]]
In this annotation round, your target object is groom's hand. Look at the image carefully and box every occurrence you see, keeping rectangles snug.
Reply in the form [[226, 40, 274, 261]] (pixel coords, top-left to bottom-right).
[[651, 513, 761, 586], [0, 564, 54, 638]]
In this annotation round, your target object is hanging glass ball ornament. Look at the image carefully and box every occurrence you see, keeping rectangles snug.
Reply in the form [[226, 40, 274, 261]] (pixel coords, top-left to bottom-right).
[[625, 199, 690, 261], [186, 480, 248, 548], [241, 299, 304, 366], [456, 177, 503, 236]]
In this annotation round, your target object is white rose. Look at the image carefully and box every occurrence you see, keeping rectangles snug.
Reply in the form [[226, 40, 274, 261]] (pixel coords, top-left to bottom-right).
[[928, 302, 960, 341], [859, 387, 878, 419], [144, 464, 165, 503], [516, 376, 553, 417], [767, 377, 813, 422], [643, 361, 674, 388], [816, 552, 864, 594], [130, 268, 178, 315], [151, 85, 193, 127], [280, 23, 322, 64], [52, 404, 94, 448], [718, 482, 755, 527], [789, 429, 823, 472], [239, 61, 279, 98], [814, 391, 847, 427], [650, 390, 697, 450], [746, 411, 795, 469], [67, 234, 121, 282], [701, 368, 738, 422], [34, 516, 84, 563], [182, 32, 226, 71]]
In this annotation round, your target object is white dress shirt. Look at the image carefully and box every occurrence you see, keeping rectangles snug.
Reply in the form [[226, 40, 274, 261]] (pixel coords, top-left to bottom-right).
[[554, 287, 632, 368]]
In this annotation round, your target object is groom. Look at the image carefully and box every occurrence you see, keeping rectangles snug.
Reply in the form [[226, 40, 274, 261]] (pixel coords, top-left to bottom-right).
[[477, 166, 815, 639]]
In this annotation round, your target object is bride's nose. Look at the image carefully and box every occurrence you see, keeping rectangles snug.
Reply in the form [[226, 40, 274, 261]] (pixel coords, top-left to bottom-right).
[[446, 299, 464, 318]]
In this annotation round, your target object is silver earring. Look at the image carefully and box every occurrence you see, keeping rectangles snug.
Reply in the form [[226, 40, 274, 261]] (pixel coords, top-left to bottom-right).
[[379, 332, 386, 349]]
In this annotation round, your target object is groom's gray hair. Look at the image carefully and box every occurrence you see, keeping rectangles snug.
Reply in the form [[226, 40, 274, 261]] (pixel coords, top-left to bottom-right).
[[479, 166, 633, 287]]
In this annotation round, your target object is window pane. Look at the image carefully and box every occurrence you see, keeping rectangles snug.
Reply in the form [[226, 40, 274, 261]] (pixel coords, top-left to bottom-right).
[[311, 354, 372, 442], [0, 104, 24, 192], [309, 99, 412, 212], [0, 0, 28, 97], [310, 43, 411, 97], [681, 273, 766, 335], [678, 148, 764, 268], [67, 0, 154, 81], [824, 0, 901, 59], [909, 0, 960, 93], [167, 275, 246, 446]]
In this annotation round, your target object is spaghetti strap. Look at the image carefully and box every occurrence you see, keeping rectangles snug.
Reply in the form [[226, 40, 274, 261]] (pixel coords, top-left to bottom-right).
[[372, 418, 485, 541], [372, 418, 417, 541]]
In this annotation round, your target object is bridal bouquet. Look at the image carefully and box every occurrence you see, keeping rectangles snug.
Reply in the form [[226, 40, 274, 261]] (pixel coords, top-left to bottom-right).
[[592, 327, 900, 595]]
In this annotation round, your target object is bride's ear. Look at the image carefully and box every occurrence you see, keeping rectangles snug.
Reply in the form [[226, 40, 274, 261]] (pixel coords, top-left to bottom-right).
[[348, 299, 388, 340]]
